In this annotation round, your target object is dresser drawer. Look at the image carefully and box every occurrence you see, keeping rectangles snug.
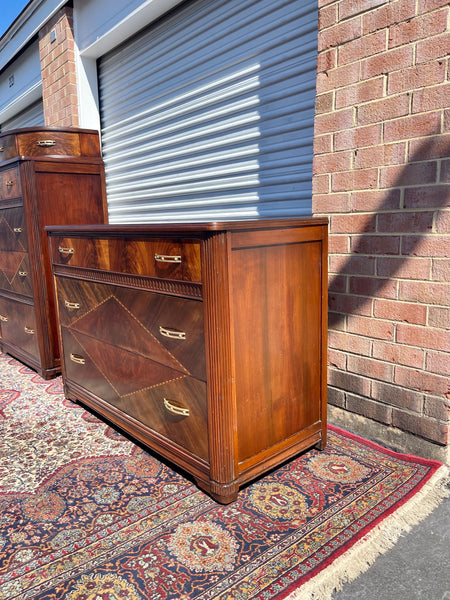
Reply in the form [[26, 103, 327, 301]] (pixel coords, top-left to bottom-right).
[[56, 277, 206, 380], [0, 167, 22, 200], [52, 236, 202, 282], [0, 255, 33, 296], [0, 204, 28, 250], [108, 237, 202, 282], [51, 237, 110, 270], [61, 327, 208, 460], [0, 129, 102, 160], [17, 130, 82, 157], [0, 205, 32, 296], [0, 296, 39, 359], [0, 135, 16, 162]]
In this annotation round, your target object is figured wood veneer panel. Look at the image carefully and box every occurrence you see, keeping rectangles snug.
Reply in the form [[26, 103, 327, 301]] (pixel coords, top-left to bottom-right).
[[0, 206, 28, 251], [52, 236, 201, 282], [62, 326, 208, 461], [0, 252, 25, 288], [1, 129, 101, 161], [36, 171, 106, 232], [0, 214, 26, 252], [0, 296, 39, 359], [61, 327, 117, 400], [108, 238, 202, 282], [70, 331, 186, 397], [17, 132, 81, 157], [0, 135, 17, 161], [114, 376, 208, 461], [0, 230, 26, 282], [56, 277, 113, 327], [57, 277, 206, 380], [0, 208, 31, 294], [9, 255, 33, 296], [119, 287, 206, 380], [232, 239, 323, 462], [70, 296, 189, 376], [0, 167, 21, 200], [51, 237, 110, 270]]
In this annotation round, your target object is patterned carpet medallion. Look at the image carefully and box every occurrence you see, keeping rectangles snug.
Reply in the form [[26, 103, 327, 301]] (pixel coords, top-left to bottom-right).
[[0, 352, 448, 600]]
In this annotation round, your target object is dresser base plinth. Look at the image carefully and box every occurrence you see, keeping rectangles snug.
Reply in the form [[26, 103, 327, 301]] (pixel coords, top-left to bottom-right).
[[0, 344, 60, 380], [194, 477, 240, 504]]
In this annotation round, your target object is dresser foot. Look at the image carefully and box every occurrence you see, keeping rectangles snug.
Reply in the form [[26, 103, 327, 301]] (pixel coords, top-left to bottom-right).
[[196, 478, 239, 504], [316, 436, 327, 451]]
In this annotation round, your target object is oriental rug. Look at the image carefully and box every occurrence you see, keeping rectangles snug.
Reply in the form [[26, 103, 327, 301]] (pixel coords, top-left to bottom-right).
[[0, 352, 448, 600]]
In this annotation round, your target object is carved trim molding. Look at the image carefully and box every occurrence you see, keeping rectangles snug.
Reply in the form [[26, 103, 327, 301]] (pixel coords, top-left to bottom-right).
[[53, 265, 203, 299]]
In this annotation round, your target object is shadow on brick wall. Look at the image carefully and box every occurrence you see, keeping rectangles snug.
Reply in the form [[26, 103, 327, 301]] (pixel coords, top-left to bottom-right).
[[328, 135, 449, 328]]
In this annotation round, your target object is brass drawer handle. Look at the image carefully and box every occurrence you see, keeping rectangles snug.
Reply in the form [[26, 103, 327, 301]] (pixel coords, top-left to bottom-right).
[[155, 254, 181, 264], [36, 139, 56, 147], [163, 398, 190, 417], [24, 326, 35, 335], [70, 353, 85, 365], [6, 180, 14, 187], [0, 314, 8, 322], [64, 300, 80, 309], [159, 326, 186, 340], [58, 246, 74, 256], [13, 227, 23, 233], [18, 271, 28, 277], [0, 146, 4, 152]]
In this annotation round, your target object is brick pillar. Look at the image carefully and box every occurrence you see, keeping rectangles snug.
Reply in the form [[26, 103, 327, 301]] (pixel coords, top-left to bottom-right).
[[39, 6, 79, 127], [313, 0, 449, 460]]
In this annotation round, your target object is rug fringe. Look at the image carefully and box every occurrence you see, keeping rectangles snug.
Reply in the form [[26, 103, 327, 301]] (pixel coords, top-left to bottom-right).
[[285, 464, 450, 600]]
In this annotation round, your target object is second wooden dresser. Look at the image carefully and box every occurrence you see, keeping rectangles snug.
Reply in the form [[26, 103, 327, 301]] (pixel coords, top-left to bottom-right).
[[0, 127, 107, 378], [47, 219, 328, 503]]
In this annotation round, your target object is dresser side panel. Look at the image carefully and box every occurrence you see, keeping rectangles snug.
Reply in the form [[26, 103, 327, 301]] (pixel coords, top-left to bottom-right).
[[230, 226, 325, 465], [23, 161, 107, 373]]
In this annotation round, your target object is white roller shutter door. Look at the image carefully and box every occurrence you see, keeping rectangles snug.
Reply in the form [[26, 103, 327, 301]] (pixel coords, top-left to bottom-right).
[[98, 0, 318, 223], [1, 99, 45, 132]]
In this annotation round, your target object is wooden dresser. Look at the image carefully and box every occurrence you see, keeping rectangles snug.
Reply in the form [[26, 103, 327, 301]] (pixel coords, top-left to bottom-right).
[[47, 220, 328, 502], [0, 127, 107, 379]]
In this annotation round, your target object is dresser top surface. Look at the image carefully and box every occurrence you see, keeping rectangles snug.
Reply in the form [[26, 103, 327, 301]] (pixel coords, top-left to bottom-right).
[[0, 126, 100, 139], [46, 217, 328, 237]]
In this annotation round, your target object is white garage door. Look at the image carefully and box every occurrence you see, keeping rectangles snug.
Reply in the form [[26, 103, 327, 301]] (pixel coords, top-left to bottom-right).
[[1, 99, 45, 132], [98, 0, 318, 223]]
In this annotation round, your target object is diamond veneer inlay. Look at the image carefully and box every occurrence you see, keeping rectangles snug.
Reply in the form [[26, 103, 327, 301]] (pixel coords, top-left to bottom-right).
[[0, 218, 27, 282], [70, 296, 190, 396]]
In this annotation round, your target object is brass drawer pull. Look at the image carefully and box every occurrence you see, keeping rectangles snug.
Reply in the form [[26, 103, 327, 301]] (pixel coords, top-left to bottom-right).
[[36, 139, 56, 147], [18, 271, 28, 277], [6, 180, 14, 187], [13, 227, 23, 233], [155, 254, 181, 264], [64, 300, 80, 309], [24, 326, 35, 335], [0, 146, 4, 152], [70, 353, 85, 365], [163, 398, 190, 417], [58, 246, 74, 256], [159, 326, 186, 340], [0, 314, 8, 322]]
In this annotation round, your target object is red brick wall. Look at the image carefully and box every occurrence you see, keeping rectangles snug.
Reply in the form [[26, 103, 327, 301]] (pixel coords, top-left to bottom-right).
[[38, 6, 79, 127], [313, 0, 449, 456]]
